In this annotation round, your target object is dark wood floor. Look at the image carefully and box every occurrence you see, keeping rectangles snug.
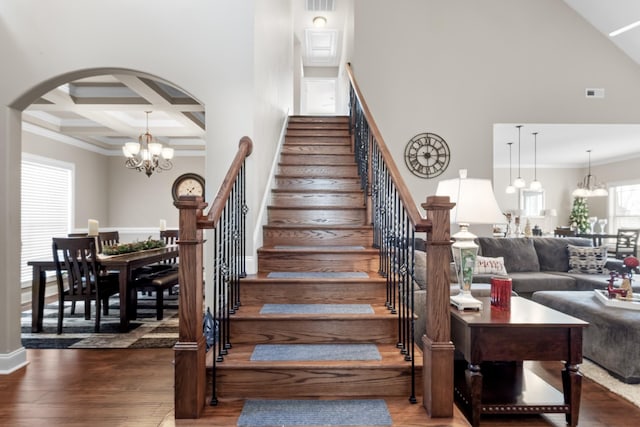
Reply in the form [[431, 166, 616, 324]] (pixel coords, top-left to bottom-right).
[[1, 348, 638, 426]]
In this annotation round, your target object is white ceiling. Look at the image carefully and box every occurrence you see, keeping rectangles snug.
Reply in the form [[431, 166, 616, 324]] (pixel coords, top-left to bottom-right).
[[20, 1, 640, 168], [493, 1, 640, 170]]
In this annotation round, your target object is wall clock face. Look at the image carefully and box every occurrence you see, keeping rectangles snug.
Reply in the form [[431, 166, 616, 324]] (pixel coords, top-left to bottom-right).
[[171, 173, 205, 201], [404, 133, 450, 179]]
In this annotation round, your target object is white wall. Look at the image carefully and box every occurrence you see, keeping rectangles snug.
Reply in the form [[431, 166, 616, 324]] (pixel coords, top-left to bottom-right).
[[0, 0, 292, 371], [352, 0, 640, 211]]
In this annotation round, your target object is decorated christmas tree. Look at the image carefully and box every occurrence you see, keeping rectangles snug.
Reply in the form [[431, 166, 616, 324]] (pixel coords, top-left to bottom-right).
[[569, 197, 589, 233]]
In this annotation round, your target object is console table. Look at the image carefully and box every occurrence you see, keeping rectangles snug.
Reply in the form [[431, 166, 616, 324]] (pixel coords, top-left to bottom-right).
[[450, 297, 588, 427]]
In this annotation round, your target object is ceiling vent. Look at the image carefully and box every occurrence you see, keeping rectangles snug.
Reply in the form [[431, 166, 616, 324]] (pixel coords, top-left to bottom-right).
[[306, 0, 335, 12], [585, 88, 605, 98]]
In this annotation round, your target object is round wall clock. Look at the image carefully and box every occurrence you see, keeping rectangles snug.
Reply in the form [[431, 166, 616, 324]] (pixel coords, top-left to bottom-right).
[[404, 132, 450, 179], [171, 173, 205, 201]]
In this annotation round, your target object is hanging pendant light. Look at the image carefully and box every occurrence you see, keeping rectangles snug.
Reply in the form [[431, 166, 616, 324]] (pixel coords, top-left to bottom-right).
[[505, 142, 516, 194], [529, 132, 542, 191], [513, 125, 526, 188]]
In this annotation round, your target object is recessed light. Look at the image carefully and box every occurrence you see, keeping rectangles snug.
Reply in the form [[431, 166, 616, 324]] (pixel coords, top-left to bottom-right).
[[313, 16, 327, 28]]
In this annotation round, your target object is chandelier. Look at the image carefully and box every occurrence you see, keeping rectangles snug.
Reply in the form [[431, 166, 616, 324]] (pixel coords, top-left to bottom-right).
[[122, 111, 174, 177], [572, 150, 608, 198]]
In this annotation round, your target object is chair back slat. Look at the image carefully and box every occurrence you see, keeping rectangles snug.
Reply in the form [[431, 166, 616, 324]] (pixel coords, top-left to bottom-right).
[[160, 229, 179, 264], [52, 237, 99, 298], [615, 229, 640, 259], [98, 231, 120, 253]]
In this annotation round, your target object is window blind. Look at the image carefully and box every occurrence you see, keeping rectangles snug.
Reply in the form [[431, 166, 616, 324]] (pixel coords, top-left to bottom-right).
[[20, 158, 72, 285]]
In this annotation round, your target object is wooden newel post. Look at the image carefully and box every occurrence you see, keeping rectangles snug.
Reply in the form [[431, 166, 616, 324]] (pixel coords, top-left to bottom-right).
[[174, 195, 207, 419], [421, 195, 455, 417]]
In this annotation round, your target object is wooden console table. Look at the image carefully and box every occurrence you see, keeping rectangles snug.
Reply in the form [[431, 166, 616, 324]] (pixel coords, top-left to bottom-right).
[[450, 297, 588, 427]]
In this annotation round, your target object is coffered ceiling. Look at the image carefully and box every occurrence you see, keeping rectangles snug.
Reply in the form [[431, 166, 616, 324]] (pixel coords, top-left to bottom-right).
[[23, 75, 206, 157]]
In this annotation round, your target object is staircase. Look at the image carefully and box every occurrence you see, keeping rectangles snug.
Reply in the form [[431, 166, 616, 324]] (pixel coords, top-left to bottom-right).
[[209, 116, 422, 412]]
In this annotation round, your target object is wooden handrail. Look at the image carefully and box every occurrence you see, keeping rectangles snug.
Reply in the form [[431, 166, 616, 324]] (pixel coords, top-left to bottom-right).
[[198, 136, 253, 228], [346, 64, 430, 232]]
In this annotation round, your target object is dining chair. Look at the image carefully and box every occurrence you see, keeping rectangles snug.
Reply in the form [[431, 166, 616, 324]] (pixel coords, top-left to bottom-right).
[[52, 237, 120, 334], [554, 227, 576, 238], [615, 229, 640, 259], [98, 231, 120, 253], [131, 229, 180, 319], [67, 232, 88, 237]]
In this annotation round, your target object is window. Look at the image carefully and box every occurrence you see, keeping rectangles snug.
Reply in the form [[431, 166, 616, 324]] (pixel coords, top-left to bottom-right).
[[520, 189, 545, 218], [20, 155, 73, 285], [609, 182, 640, 231]]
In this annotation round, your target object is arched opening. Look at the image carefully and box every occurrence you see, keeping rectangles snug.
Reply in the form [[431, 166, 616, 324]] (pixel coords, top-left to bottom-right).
[[12, 68, 205, 348]]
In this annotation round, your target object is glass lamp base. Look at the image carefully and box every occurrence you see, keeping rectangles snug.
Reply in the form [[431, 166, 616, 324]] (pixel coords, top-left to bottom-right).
[[450, 290, 483, 311]]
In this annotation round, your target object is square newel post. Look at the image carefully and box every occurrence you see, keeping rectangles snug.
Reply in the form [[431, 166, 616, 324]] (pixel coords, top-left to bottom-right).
[[421, 195, 455, 417], [174, 195, 207, 419]]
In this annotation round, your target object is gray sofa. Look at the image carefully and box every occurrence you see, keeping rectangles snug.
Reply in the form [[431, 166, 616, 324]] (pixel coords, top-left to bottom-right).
[[473, 237, 614, 297]]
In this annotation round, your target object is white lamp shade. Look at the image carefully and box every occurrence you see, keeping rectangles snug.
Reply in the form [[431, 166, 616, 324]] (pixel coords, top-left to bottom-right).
[[513, 177, 526, 188], [162, 147, 175, 159], [148, 142, 163, 156], [529, 180, 543, 191], [125, 142, 140, 155], [505, 185, 516, 194], [436, 173, 504, 225], [122, 146, 133, 158]]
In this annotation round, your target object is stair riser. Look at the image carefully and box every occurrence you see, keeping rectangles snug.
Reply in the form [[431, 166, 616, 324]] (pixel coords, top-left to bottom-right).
[[287, 121, 349, 129], [289, 116, 350, 125], [267, 208, 366, 226], [285, 136, 351, 144], [262, 227, 373, 247], [258, 252, 379, 272], [280, 153, 355, 165], [282, 144, 352, 155], [240, 281, 386, 305], [216, 368, 420, 398], [230, 318, 396, 344], [277, 164, 358, 177], [274, 177, 361, 191], [287, 129, 350, 137], [271, 193, 364, 207]]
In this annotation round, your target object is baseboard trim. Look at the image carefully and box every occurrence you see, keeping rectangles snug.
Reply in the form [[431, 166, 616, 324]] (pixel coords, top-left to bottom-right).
[[0, 347, 29, 374]]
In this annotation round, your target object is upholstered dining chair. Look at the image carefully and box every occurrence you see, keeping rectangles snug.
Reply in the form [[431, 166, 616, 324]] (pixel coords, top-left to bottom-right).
[[52, 237, 120, 334]]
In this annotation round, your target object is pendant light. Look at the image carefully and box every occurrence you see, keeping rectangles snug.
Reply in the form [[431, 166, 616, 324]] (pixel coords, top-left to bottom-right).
[[513, 125, 526, 188], [505, 142, 516, 194], [572, 150, 608, 197], [529, 132, 542, 191]]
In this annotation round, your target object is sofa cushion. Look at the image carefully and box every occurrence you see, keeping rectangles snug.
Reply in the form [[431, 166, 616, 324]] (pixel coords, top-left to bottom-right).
[[474, 255, 508, 275], [568, 244, 609, 274], [496, 271, 577, 294], [553, 271, 611, 291], [478, 237, 540, 273], [533, 237, 592, 272], [413, 250, 427, 290]]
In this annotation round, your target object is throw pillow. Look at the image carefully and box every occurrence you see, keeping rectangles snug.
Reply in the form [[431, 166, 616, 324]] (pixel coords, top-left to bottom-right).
[[567, 244, 608, 274], [473, 255, 508, 275], [478, 237, 540, 273]]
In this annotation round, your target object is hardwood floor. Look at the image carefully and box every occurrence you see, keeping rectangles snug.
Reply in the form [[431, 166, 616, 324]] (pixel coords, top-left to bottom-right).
[[1, 348, 638, 426]]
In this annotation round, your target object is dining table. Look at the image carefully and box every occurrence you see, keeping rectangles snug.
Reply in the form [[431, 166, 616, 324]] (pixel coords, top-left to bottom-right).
[[28, 245, 179, 333], [575, 233, 617, 247]]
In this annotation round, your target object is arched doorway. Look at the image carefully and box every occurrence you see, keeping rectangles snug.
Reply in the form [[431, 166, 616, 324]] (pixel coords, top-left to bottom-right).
[[6, 68, 205, 362]]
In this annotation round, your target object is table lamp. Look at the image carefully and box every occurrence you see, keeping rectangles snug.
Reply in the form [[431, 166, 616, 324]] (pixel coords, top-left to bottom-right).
[[436, 169, 504, 310]]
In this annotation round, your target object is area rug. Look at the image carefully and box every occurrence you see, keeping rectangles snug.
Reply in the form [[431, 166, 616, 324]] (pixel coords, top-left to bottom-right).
[[267, 272, 369, 279], [250, 343, 381, 361], [21, 293, 179, 349], [260, 303, 374, 314], [581, 358, 640, 408], [237, 399, 392, 426]]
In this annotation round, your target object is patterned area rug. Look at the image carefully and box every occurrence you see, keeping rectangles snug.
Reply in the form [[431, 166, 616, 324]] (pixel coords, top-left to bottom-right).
[[21, 292, 179, 349], [581, 358, 640, 408]]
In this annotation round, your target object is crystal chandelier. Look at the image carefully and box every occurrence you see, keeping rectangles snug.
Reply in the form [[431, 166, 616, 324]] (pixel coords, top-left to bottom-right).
[[572, 150, 608, 197], [122, 111, 174, 177]]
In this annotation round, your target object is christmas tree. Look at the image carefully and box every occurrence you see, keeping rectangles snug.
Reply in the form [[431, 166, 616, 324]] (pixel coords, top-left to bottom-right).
[[569, 197, 589, 233]]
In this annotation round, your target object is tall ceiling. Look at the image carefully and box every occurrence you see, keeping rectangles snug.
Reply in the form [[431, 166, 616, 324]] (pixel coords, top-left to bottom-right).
[[20, 1, 640, 168]]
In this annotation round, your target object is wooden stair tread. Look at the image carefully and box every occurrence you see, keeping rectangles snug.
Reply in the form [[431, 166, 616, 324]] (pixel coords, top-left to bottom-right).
[[231, 303, 394, 318], [209, 343, 422, 369]]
